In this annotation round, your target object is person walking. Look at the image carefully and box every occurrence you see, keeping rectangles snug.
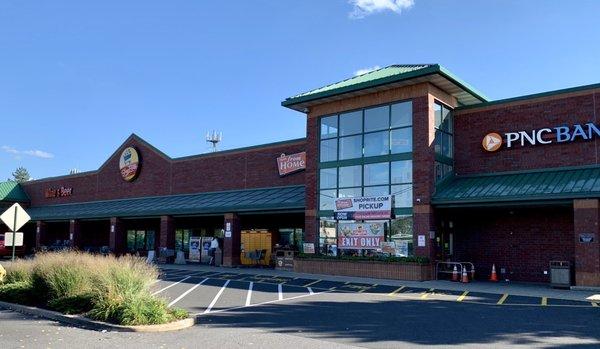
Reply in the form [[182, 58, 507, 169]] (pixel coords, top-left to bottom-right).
[[209, 237, 219, 266]]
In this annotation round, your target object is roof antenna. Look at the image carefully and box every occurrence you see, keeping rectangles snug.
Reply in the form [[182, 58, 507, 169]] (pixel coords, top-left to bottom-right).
[[206, 130, 222, 152]]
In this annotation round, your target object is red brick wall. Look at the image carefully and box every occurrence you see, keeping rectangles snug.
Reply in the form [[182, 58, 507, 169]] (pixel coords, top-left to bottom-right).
[[446, 206, 574, 283], [21, 135, 306, 206], [454, 90, 600, 175], [573, 199, 600, 286]]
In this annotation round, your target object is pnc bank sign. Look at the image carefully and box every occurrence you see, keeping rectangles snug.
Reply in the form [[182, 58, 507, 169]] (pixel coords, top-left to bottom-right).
[[482, 122, 600, 152]]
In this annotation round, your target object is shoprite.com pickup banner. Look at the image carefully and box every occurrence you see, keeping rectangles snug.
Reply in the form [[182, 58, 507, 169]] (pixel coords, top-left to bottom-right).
[[338, 222, 384, 249], [334, 195, 393, 220]]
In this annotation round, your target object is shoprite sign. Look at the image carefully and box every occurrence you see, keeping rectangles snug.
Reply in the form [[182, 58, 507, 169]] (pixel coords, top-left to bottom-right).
[[334, 195, 393, 220], [483, 122, 600, 152], [119, 147, 141, 181], [338, 222, 384, 250], [277, 152, 306, 176]]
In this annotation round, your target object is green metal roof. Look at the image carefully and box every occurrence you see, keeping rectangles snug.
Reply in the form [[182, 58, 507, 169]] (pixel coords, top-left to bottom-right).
[[433, 166, 600, 206], [27, 185, 304, 221], [282, 64, 488, 110], [0, 181, 30, 202]]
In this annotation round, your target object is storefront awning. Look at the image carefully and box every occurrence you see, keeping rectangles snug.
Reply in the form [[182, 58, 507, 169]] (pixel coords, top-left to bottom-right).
[[0, 181, 29, 203], [27, 185, 305, 221], [432, 166, 600, 207]]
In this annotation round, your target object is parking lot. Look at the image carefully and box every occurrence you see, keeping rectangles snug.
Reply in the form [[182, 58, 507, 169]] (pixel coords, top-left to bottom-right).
[[153, 267, 600, 317]]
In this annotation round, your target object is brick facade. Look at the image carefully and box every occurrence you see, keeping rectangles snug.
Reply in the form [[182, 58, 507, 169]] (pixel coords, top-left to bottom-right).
[[454, 90, 600, 175], [21, 134, 306, 206]]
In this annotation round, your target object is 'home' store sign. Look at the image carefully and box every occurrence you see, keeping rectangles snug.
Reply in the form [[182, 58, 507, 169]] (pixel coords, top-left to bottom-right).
[[483, 122, 600, 152]]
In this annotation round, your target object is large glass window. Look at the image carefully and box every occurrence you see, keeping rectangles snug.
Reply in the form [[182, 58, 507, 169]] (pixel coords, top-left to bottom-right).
[[364, 106, 389, 132], [320, 115, 338, 139], [320, 138, 337, 162], [339, 135, 362, 160], [317, 100, 414, 216], [320, 168, 337, 189], [364, 131, 389, 157], [391, 127, 412, 154], [339, 111, 362, 136], [338, 165, 362, 188], [434, 101, 454, 183], [364, 162, 389, 186], [126, 230, 155, 253]]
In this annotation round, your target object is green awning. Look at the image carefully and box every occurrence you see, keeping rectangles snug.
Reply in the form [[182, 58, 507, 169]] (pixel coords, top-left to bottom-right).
[[0, 181, 30, 202], [28, 185, 304, 221], [432, 166, 600, 206]]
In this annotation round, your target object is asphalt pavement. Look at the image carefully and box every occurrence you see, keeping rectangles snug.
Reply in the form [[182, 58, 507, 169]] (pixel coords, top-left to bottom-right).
[[1, 267, 599, 348]]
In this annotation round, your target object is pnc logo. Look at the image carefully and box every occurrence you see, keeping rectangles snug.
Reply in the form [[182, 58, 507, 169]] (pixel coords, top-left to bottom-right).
[[482, 132, 502, 152]]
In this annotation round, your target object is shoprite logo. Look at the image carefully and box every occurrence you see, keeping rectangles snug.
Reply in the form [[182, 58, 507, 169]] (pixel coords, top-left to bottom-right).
[[119, 146, 140, 182], [482, 122, 600, 152]]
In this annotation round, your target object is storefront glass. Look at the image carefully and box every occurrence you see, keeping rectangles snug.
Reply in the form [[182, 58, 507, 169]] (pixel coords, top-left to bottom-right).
[[126, 230, 155, 253], [434, 101, 454, 183]]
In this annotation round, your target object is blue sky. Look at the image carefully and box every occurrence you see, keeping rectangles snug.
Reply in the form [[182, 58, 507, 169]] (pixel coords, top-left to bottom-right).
[[1, 0, 600, 179]]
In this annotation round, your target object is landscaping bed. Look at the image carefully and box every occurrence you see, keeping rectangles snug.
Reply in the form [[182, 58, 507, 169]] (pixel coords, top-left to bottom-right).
[[294, 254, 432, 281], [0, 251, 188, 327]]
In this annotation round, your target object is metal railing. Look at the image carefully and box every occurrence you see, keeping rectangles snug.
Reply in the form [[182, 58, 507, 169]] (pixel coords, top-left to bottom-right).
[[435, 261, 475, 280]]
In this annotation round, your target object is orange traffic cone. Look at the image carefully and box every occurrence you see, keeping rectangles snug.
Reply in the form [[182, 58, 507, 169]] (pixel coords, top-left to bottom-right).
[[452, 265, 459, 282], [461, 267, 469, 283], [470, 265, 476, 280], [489, 264, 498, 282]]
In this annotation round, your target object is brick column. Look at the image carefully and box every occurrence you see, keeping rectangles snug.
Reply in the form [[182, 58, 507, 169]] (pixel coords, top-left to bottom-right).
[[109, 217, 125, 255], [35, 221, 46, 250], [304, 113, 319, 249], [573, 199, 600, 286], [69, 219, 82, 249], [223, 213, 241, 267], [159, 216, 176, 251], [412, 95, 437, 261]]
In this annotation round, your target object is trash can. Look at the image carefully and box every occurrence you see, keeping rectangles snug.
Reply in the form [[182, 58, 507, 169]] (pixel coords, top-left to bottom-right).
[[549, 261, 571, 288], [275, 250, 294, 271], [214, 248, 222, 267]]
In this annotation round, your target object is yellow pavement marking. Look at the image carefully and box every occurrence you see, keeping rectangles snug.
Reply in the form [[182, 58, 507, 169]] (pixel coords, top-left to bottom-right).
[[592, 302, 599, 307], [541, 297, 547, 306], [358, 284, 377, 293], [497, 294, 509, 305], [457, 291, 469, 302], [388, 286, 405, 296], [421, 288, 435, 299], [303, 279, 321, 287]]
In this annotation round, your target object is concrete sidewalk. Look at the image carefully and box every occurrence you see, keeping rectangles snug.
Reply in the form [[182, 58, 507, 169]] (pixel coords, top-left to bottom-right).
[[159, 263, 600, 302]]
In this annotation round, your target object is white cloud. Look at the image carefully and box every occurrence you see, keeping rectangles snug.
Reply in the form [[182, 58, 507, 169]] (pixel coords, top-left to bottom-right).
[[354, 65, 381, 76], [2, 146, 54, 159], [349, 0, 415, 19]]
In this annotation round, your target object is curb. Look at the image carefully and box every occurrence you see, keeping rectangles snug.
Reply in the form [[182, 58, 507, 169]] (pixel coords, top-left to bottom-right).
[[572, 286, 600, 292], [0, 300, 196, 332]]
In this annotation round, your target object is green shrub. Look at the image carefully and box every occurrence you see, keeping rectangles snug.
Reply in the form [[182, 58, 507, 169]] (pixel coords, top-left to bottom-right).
[[4, 260, 34, 284], [296, 253, 430, 264], [0, 251, 186, 325], [0, 281, 35, 305], [47, 293, 95, 314], [88, 293, 186, 326]]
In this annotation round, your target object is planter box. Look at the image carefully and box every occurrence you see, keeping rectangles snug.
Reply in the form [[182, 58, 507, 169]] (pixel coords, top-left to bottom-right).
[[293, 258, 433, 281]]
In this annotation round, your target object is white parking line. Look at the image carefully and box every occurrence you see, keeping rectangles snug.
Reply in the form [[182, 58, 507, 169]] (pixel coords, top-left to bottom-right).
[[278, 283, 283, 301], [192, 288, 332, 317], [307, 287, 314, 295], [151, 276, 191, 296], [168, 278, 208, 307], [204, 280, 231, 314], [245, 282, 254, 306]]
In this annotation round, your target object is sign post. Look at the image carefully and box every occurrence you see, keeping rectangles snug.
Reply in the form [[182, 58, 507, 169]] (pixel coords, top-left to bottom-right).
[[1, 203, 31, 261]]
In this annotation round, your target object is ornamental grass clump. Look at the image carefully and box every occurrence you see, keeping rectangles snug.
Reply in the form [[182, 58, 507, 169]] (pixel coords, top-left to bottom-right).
[[0, 251, 188, 325]]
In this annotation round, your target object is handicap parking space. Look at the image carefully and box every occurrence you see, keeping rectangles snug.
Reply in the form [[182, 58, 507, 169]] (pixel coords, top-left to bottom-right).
[[502, 295, 542, 305]]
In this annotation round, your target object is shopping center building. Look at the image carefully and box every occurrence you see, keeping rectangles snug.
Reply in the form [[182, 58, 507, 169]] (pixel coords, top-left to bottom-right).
[[2, 64, 600, 286]]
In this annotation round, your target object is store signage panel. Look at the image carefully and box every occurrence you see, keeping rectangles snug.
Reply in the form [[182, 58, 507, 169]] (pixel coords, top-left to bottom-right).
[[337, 222, 384, 250], [483, 122, 600, 152], [334, 195, 393, 220], [45, 186, 73, 198], [119, 146, 141, 182], [277, 152, 306, 176]]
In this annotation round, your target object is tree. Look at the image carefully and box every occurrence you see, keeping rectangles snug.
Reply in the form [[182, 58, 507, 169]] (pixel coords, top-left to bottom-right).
[[11, 167, 31, 183]]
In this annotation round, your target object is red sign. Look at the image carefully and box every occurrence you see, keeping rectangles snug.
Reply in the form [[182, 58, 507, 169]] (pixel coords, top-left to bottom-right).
[[277, 152, 306, 176], [45, 187, 73, 199], [337, 222, 384, 250]]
